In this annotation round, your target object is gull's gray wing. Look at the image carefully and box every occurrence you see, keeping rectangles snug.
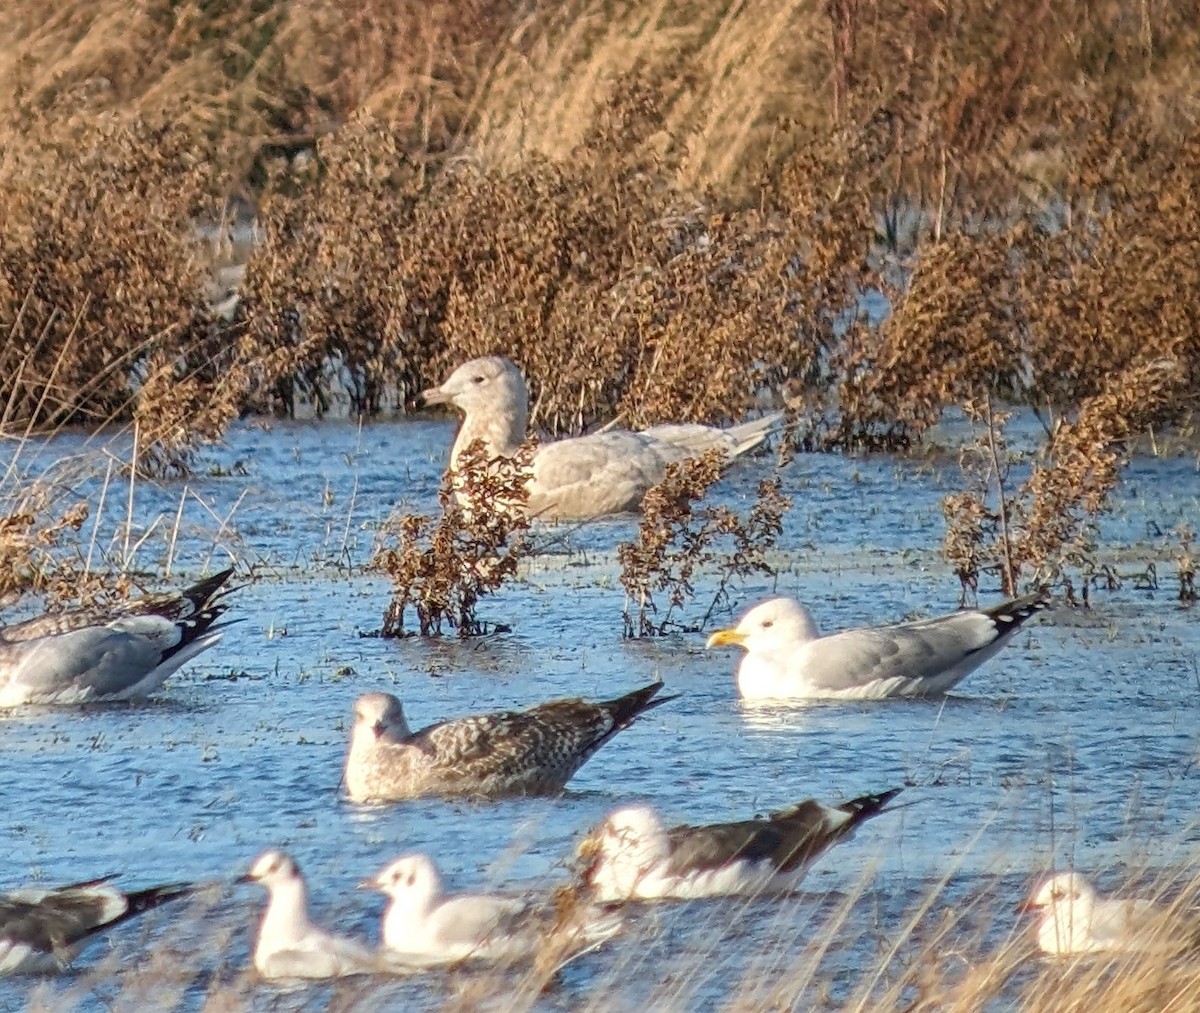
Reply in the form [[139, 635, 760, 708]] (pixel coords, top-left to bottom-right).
[[530, 432, 675, 517], [801, 594, 1048, 694]]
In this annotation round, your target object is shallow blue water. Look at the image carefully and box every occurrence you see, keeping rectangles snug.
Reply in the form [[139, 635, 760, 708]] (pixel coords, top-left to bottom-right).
[[1, 417, 1198, 1010]]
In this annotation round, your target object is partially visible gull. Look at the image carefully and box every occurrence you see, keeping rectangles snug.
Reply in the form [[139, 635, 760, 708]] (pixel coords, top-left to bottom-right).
[[344, 682, 675, 802], [576, 788, 903, 902], [0, 875, 201, 976], [239, 851, 382, 980], [419, 356, 782, 520], [0, 568, 238, 707], [706, 592, 1050, 701], [364, 852, 620, 966], [1018, 872, 1191, 957]]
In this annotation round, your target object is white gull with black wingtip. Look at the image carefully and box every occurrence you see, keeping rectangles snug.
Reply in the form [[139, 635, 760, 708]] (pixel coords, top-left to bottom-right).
[[344, 682, 676, 802], [706, 591, 1051, 700], [0, 568, 238, 707], [577, 788, 904, 902], [0, 874, 201, 975]]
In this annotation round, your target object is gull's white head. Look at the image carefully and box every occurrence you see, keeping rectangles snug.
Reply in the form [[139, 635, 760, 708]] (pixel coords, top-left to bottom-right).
[[240, 850, 303, 891], [420, 356, 529, 419], [579, 804, 670, 895], [706, 598, 819, 654], [352, 692, 411, 743], [1019, 872, 1100, 955], [366, 853, 444, 907]]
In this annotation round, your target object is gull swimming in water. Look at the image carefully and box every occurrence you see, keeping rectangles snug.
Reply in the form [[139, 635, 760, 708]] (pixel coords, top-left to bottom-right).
[[239, 851, 383, 980], [1018, 872, 1191, 957], [364, 852, 620, 965], [576, 788, 903, 902], [419, 356, 782, 519], [0, 568, 238, 707], [706, 592, 1050, 701], [344, 682, 675, 802], [0, 875, 201, 976]]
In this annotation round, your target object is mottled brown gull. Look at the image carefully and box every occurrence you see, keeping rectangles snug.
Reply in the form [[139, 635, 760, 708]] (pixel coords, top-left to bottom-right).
[[239, 851, 385, 980], [364, 852, 620, 965], [419, 356, 783, 520], [1018, 872, 1192, 957], [576, 788, 903, 902], [343, 682, 675, 802], [706, 591, 1050, 701], [0, 875, 201, 976], [0, 568, 237, 707]]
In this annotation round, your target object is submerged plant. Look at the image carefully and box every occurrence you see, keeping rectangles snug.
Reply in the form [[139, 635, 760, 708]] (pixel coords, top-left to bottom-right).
[[618, 450, 790, 637], [374, 440, 532, 637]]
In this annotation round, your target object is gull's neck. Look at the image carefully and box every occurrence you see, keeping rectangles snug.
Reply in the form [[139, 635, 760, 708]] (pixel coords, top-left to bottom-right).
[[450, 403, 527, 466], [383, 888, 439, 949], [258, 878, 313, 959]]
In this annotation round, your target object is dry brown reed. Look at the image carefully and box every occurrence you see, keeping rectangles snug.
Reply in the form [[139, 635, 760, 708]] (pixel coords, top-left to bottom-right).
[[373, 440, 532, 637], [618, 450, 790, 636]]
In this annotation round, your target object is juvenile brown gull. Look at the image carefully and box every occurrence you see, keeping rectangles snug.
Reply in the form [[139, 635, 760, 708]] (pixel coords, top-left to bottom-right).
[[364, 852, 620, 965], [577, 788, 903, 902], [239, 851, 388, 980], [706, 591, 1050, 701], [1017, 872, 1192, 957], [419, 356, 782, 519], [0, 875, 201, 976], [344, 682, 675, 802], [0, 568, 237, 707]]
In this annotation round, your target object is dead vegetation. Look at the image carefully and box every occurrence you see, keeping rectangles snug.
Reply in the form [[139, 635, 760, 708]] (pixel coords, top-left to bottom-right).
[[373, 441, 532, 637], [618, 450, 790, 637]]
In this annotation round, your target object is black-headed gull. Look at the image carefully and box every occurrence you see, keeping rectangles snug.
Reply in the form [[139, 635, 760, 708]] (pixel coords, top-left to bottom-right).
[[364, 852, 619, 965]]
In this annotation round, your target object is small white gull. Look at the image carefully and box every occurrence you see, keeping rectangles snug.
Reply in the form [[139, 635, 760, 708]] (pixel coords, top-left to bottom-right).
[[706, 592, 1050, 701], [0, 568, 238, 707], [239, 850, 382, 980], [364, 852, 619, 966], [420, 356, 781, 520], [343, 682, 675, 802], [577, 788, 903, 902], [0, 875, 200, 976], [1018, 872, 1191, 957]]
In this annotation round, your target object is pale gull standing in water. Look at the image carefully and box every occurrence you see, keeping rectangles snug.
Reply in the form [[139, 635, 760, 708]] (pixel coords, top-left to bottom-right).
[[1018, 872, 1194, 957], [239, 851, 383, 980], [706, 591, 1050, 701], [0, 875, 202, 976], [576, 788, 903, 902], [419, 356, 782, 519], [344, 682, 675, 802], [364, 853, 620, 966], [0, 568, 238, 707]]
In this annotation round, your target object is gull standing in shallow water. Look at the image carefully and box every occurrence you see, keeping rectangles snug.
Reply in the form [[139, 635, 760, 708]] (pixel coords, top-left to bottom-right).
[[364, 853, 620, 965], [706, 591, 1051, 701], [576, 789, 903, 902], [419, 356, 782, 520], [344, 682, 675, 802], [1018, 872, 1190, 957], [0, 875, 201, 976], [0, 568, 238, 707], [239, 851, 383, 980]]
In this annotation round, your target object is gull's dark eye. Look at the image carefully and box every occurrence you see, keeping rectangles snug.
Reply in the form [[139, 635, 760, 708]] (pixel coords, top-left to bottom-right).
[[761, 620, 774, 629], [472, 375, 486, 384]]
